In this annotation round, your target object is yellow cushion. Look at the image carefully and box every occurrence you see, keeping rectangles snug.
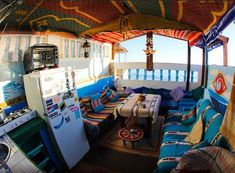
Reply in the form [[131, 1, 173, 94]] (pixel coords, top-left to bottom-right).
[[185, 115, 203, 144]]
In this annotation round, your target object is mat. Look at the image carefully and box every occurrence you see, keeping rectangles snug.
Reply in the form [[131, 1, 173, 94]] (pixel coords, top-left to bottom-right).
[[102, 116, 164, 157]]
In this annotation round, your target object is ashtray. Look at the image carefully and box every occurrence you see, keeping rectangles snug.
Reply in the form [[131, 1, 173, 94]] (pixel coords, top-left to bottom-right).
[[138, 94, 146, 102]]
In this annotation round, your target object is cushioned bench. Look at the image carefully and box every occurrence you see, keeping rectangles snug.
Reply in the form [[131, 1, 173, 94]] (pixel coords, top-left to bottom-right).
[[77, 77, 126, 144], [155, 99, 226, 173]]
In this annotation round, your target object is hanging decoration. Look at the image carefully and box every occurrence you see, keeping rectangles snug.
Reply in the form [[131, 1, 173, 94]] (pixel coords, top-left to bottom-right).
[[212, 72, 227, 95], [143, 32, 156, 71], [82, 40, 90, 58]]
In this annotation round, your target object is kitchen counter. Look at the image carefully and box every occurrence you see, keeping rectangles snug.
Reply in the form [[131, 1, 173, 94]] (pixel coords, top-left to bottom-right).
[[0, 134, 42, 173]]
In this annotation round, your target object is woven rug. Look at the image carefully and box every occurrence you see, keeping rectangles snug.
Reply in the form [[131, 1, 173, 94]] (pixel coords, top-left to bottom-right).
[[101, 116, 164, 157]]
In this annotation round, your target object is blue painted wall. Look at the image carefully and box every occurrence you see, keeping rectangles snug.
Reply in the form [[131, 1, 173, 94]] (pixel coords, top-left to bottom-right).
[[77, 76, 114, 98]]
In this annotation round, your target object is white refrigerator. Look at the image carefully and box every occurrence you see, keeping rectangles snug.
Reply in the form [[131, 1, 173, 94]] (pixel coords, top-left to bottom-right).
[[23, 68, 90, 169]]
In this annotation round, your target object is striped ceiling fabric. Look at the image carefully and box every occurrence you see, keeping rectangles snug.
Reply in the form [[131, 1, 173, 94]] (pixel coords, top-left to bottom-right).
[[89, 30, 202, 46], [0, 0, 233, 45]]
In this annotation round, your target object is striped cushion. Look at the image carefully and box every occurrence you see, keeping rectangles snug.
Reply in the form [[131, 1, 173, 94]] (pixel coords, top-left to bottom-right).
[[90, 93, 104, 112], [80, 96, 93, 112], [100, 87, 109, 104], [79, 102, 88, 116], [203, 112, 223, 144], [173, 146, 235, 173]]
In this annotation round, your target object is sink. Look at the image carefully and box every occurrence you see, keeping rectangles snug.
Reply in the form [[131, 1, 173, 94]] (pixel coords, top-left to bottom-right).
[[0, 143, 10, 166]]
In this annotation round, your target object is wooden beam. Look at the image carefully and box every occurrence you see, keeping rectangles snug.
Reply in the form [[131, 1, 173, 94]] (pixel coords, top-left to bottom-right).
[[186, 42, 191, 91]]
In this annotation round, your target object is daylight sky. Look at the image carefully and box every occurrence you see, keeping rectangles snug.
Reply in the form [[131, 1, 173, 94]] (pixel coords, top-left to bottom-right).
[[119, 23, 235, 67]]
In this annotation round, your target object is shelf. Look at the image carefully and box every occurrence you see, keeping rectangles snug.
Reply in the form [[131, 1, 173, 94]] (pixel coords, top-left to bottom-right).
[[38, 157, 50, 169], [27, 143, 43, 158]]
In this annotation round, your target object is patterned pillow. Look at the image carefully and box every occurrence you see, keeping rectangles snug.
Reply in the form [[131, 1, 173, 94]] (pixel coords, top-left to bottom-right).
[[80, 97, 93, 112], [100, 87, 109, 104], [79, 102, 88, 116], [170, 87, 185, 102], [90, 93, 104, 112], [172, 146, 235, 173], [181, 107, 196, 125], [106, 89, 119, 102]]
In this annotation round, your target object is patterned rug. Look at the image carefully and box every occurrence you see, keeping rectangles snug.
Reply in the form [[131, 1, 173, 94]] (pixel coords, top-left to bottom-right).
[[101, 116, 164, 157]]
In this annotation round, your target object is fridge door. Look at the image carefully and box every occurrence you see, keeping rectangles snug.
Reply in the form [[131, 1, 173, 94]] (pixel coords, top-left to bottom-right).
[[43, 89, 90, 169], [39, 68, 67, 98]]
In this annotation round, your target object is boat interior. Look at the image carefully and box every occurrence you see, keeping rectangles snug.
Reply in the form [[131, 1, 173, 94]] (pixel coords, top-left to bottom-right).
[[0, 0, 235, 173]]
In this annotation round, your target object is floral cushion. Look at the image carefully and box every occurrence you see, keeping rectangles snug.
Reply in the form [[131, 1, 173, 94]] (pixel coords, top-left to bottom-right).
[[90, 93, 104, 112]]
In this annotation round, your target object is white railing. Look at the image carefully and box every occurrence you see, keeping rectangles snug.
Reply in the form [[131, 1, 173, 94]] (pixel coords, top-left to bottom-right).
[[114, 62, 202, 90]]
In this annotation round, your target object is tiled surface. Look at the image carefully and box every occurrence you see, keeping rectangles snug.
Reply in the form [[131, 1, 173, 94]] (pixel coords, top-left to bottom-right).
[[0, 135, 42, 173]]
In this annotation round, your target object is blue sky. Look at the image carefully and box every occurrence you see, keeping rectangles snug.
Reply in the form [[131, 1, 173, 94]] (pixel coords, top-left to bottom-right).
[[119, 23, 235, 67]]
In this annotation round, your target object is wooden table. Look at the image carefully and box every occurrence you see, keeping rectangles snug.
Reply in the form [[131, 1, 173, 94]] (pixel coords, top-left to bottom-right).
[[115, 93, 161, 137], [118, 127, 144, 149]]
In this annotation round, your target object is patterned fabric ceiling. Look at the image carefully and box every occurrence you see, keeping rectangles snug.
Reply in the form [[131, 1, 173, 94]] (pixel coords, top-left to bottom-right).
[[0, 0, 234, 45]]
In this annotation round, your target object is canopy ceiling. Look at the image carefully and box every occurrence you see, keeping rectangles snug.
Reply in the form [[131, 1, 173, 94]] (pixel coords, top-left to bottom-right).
[[0, 0, 234, 46]]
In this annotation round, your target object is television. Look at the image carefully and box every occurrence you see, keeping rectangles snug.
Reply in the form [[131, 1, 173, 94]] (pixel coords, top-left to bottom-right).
[[23, 43, 59, 74]]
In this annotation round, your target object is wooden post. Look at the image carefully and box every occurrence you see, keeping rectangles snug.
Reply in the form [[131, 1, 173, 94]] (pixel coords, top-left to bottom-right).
[[201, 47, 206, 86], [186, 42, 191, 91], [205, 46, 209, 88], [218, 35, 229, 66], [144, 32, 155, 71], [223, 42, 228, 66]]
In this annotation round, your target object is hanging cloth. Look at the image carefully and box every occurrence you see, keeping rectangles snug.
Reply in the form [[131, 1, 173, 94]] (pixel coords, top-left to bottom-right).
[[220, 73, 235, 149]]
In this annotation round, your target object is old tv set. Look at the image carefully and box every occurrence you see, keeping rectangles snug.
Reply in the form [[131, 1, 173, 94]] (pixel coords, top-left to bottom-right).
[[23, 43, 59, 74]]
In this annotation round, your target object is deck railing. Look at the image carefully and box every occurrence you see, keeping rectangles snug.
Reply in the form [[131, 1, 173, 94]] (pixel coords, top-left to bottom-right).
[[114, 62, 202, 90]]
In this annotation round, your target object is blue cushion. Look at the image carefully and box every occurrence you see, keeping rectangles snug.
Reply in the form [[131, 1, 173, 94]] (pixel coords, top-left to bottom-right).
[[181, 107, 196, 125], [133, 87, 144, 93], [142, 87, 154, 94], [159, 142, 193, 159], [163, 123, 192, 133], [90, 93, 104, 112], [203, 113, 223, 144], [106, 89, 119, 102], [162, 133, 188, 143]]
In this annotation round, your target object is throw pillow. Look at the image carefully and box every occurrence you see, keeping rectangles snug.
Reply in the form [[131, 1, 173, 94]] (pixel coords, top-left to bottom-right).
[[106, 89, 119, 102], [181, 107, 196, 125], [80, 96, 93, 112], [172, 146, 235, 173], [79, 102, 88, 116], [125, 87, 135, 93], [90, 93, 104, 112], [170, 87, 185, 102], [184, 115, 203, 144], [100, 87, 109, 104]]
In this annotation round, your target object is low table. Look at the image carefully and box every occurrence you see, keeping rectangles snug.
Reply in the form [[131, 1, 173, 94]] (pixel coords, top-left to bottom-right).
[[118, 127, 144, 149], [115, 93, 161, 137]]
